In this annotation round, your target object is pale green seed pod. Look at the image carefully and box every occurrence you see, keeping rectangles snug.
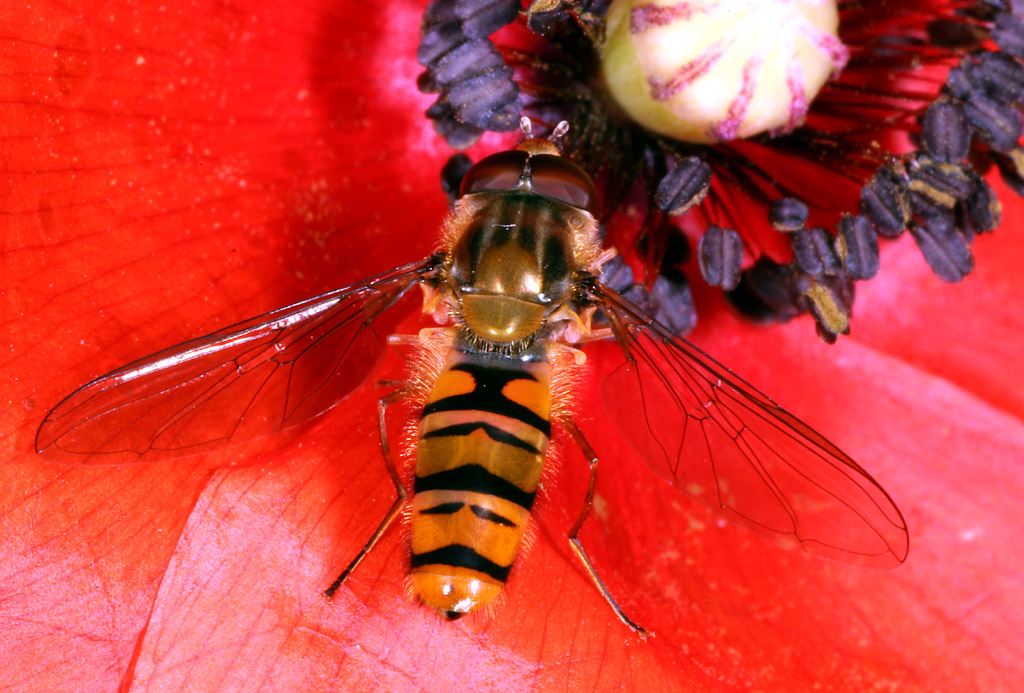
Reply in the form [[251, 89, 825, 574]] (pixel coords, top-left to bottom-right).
[[601, 0, 847, 143]]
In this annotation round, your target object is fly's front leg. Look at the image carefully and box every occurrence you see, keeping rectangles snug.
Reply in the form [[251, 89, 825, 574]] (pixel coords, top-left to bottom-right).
[[565, 418, 651, 639], [324, 388, 410, 599]]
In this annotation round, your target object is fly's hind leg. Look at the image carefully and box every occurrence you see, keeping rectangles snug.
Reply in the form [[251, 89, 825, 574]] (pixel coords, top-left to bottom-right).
[[565, 418, 651, 639], [324, 388, 410, 599]]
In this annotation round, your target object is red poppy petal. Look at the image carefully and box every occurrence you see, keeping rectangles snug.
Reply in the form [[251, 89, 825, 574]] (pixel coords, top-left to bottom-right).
[[852, 178, 1024, 419], [2, 0, 438, 689]]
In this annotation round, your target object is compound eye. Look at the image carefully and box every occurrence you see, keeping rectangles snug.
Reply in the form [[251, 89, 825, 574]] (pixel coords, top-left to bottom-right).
[[527, 154, 599, 214], [459, 150, 529, 196]]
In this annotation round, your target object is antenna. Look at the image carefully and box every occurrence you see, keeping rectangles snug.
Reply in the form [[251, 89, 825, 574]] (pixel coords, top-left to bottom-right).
[[550, 120, 570, 147], [520, 116, 533, 138]]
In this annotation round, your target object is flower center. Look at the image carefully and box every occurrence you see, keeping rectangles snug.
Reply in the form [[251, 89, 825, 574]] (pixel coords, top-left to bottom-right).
[[600, 0, 847, 143]]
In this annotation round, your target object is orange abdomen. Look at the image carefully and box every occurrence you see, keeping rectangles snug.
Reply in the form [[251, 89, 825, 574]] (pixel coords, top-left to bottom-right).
[[411, 348, 551, 620]]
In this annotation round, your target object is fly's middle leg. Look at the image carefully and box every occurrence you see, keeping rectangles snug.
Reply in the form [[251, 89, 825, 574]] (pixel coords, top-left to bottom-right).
[[565, 418, 651, 639], [324, 388, 410, 599]]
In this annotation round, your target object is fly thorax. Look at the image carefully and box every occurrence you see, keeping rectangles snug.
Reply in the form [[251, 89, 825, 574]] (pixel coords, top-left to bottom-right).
[[448, 193, 575, 346]]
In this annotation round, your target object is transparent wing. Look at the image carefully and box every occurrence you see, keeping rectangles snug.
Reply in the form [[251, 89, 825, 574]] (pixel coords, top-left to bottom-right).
[[36, 257, 441, 464], [589, 282, 908, 567]]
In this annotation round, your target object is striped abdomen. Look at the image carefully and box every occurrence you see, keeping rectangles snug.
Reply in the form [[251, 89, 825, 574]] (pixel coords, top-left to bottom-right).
[[411, 348, 551, 620]]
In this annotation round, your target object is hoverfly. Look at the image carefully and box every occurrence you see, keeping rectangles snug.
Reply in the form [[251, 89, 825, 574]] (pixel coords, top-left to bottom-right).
[[36, 120, 908, 638]]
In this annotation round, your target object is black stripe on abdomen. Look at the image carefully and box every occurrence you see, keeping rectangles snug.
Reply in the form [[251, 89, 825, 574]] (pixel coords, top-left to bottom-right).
[[421, 363, 551, 437], [415, 464, 536, 510], [419, 501, 464, 516], [421, 421, 541, 455], [417, 501, 516, 528], [411, 544, 512, 583], [470, 505, 517, 527]]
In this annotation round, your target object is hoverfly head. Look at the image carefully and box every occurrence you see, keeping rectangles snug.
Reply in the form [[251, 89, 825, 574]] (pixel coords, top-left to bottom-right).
[[458, 118, 598, 214]]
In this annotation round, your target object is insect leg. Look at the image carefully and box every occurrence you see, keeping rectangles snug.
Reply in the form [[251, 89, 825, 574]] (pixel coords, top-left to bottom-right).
[[324, 388, 410, 599], [565, 418, 651, 639]]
